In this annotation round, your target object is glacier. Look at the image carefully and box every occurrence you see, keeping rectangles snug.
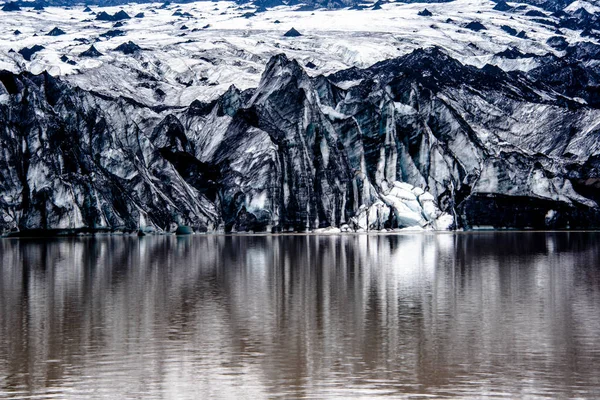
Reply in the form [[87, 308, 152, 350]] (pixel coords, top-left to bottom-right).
[[2, 0, 600, 234], [1, 44, 600, 234]]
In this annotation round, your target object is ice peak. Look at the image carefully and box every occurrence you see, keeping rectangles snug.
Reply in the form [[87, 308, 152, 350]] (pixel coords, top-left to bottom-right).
[[251, 53, 309, 104]]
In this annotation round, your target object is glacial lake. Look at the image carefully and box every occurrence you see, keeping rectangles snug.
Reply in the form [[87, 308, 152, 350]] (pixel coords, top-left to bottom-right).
[[1, 232, 599, 399]]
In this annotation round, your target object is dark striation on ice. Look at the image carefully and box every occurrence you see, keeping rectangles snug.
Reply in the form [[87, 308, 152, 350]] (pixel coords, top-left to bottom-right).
[[525, 10, 547, 17], [96, 10, 130, 21], [1, 2, 21, 11], [295, 4, 314, 11], [100, 29, 125, 38], [114, 41, 141, 54], [546, 35, 568, 50], [60, 54, 77, 65], [80, 45, 103, 57], [253, 0, 286, 9], [47, 27, 66, 36], [493, 1, 511, 11], [18, 45, 45, 61], [283, 27, 302, 36], [495, 47, 537, 59], [464, 21, 487, 31], [531, 17, 558, 27], [500, 24, 518, 35]]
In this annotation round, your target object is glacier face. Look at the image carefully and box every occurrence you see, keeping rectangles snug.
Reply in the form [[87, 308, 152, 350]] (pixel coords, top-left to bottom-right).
[[1, 46, 600, 234]]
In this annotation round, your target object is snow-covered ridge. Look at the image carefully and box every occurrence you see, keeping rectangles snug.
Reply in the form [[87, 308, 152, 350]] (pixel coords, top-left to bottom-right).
[[1, 0, 596, 106]]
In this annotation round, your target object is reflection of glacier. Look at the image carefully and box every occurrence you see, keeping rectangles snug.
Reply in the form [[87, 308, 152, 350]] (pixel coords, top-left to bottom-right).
[[1, 233, 600, 398]]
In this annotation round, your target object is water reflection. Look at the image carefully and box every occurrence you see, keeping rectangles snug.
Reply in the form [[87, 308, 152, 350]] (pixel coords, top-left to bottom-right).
[[1, 233, 599, 398]]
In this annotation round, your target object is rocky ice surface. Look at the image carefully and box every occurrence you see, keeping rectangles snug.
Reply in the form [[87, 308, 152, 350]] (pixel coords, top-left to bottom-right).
[[2, 0, 600, 107], [2, 42, 600, 234]]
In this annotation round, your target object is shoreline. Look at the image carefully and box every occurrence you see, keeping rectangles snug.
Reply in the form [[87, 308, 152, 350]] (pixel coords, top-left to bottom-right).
[[3, 229, 600, 240]]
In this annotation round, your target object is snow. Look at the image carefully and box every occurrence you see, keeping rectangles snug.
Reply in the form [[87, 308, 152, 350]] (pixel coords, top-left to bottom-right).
[[545, 209, 557, 224], [320, 105, 347, 121], [394, 102, 418, 116], [313, 226, 342, 233], [0, 0, 578, 106], [434, 213, 455, 230], [335, 79, 363, 90], [319, 137, 330, 167], [248, 190, 269, 212], [345, 180, 451, 230]]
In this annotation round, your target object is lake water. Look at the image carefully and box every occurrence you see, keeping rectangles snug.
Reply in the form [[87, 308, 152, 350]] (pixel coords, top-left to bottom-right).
[[1, 232, 599, 399]]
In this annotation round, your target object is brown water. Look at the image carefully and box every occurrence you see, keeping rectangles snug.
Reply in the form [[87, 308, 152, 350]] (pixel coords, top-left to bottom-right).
[[1, 233, 600, 399]]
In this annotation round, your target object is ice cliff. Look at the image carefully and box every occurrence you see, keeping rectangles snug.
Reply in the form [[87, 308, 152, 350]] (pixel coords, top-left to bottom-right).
[[1, 47, 600, 234]]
